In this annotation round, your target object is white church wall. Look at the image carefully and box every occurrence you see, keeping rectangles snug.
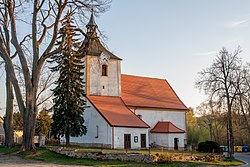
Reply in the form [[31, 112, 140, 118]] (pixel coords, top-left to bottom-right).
[[168, 133, 185, 149], [130, 108, 186, 147], [150, 133, 185, 149], [67, 100, 112, 148], [131, 108, 186, 132], [89, 57, 121, 96], [150, 133, 169, 147], [113, 127, 149, 149]]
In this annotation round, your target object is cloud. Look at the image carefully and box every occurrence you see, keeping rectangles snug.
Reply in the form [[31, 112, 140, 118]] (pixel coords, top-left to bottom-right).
[[220, 37, 243, 47], [230, 19, 249, 27], [196, 51, 218, 56]]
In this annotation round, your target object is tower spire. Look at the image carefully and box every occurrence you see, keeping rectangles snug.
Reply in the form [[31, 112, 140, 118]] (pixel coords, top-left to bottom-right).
[[87, 9, 96, 27], [86, 3, 97, 33]]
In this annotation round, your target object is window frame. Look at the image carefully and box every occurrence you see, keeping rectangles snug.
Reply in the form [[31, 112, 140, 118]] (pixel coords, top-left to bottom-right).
[[101, 64, 108, 76]]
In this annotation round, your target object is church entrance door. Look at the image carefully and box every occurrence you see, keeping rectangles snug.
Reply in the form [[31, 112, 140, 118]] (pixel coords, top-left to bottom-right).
[[124, 134, 131, 149], [174, 138, 179, 150], [141, 134, 146, 148]]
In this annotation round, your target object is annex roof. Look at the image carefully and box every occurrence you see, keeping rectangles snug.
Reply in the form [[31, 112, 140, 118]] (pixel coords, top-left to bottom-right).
[[150, 121, 185, 133], [121, 74, 188, 110], [87, 96, 149, 128]]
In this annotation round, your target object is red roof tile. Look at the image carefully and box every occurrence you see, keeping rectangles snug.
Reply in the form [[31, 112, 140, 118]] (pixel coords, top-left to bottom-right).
[[87, 96, 149, 128], [121, 74, 187, 110], [150, 122, 185, 133]]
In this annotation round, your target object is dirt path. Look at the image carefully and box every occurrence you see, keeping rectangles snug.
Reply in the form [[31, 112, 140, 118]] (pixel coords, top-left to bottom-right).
[[0, 153, 89, 167]]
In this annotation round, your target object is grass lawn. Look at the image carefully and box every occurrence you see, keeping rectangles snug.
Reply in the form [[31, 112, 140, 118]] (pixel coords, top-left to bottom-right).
[[0, 146, 244, 167]]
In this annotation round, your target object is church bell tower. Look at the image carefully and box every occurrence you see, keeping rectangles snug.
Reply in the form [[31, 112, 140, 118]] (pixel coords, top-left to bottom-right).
[[83, 11, 122, 97]]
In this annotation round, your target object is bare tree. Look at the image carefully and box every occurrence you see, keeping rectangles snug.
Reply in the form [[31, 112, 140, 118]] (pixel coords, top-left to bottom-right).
[[0, 3, 14, 147], [196, 47, 242, 159], [234, 64, 250, 134], [0, 0, 110, 151]]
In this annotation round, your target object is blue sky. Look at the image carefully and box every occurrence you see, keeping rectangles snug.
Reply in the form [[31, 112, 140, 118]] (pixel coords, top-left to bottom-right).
[[1, 0, 250, 116]]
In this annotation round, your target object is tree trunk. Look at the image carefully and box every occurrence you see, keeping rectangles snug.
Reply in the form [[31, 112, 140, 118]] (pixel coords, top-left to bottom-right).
[[227, 102, 234, 159], [3, 66, 14, 147], [66, 127, 70, 146], [20, 92, 37, 151]]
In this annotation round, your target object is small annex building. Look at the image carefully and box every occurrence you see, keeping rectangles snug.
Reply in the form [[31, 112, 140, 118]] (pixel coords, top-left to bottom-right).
[[65, 12, 188, 150]]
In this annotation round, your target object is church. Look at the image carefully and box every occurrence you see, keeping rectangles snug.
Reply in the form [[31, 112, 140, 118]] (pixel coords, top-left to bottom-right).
[[65, 13, 188, 150]]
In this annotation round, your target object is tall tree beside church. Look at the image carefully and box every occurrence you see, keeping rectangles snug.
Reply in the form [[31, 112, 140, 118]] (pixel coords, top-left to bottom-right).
[[49, 13, 87, 146], [0, 0, 109, 151], [195, 47, 242, 159]]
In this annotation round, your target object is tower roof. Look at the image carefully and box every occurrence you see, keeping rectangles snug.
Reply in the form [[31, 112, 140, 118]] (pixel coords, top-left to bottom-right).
[[86, 11, 96, 27], [82, 11, 121, 60]]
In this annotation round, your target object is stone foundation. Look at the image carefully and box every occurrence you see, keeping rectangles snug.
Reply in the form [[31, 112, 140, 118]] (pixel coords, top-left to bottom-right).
[[47, 147, 154, 163], [46, 146, 225, 163]]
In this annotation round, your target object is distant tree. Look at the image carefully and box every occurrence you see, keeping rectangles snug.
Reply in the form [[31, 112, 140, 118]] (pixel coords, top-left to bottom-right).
[[196, 47, 242, 159], [13, 112, 23, 131], [196, 101, 227, 145], [50, 12, 87, 146], [233, 64, 250, 134], [186, 107, 209, 146], [35, 109, 52, 138]]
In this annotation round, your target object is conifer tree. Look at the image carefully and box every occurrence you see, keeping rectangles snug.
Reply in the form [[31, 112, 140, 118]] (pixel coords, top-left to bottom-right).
[[49, 12, 87, 145]]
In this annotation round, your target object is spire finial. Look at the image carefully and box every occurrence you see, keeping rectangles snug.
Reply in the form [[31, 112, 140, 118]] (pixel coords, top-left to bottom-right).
[[86, 0, 96, 28]]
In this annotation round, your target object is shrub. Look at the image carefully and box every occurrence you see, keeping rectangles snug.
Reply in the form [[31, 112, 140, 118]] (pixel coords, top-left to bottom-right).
[[197, 141, 220, 153], [157, 153, 173, 163]]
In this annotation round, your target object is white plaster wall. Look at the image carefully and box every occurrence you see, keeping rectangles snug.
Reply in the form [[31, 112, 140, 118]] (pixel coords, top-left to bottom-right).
[[131, 109, 186, 132], [89, 57, 121, 96], [130, 108, 186, 146], [150, 133, 169, 147], [66, 100, 112, 146], [168, 133, 185, 148], [113, 127, 149, 149], [150, 133, 185, 148]]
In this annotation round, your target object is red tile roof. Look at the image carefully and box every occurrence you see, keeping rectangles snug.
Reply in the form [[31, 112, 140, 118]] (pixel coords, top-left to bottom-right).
[[121, 74, 187, 110], [150, 122, 185, 133], [87, 96, 149, 128]]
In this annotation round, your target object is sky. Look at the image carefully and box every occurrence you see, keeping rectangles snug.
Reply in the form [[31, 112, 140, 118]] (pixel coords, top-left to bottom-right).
[[1, 0, 250, 116]]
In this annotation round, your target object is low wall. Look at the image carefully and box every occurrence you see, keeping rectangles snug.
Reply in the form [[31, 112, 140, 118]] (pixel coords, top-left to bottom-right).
[[47, 147, 154, 163], [46, 146, 225, 163]]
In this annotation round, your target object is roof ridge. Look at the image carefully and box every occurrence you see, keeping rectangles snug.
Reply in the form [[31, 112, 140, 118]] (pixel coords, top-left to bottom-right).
[[163, 80, 188, 110], [121, 74, 166, 81], [86, 96, 112, 126], [87, 96, 149, 128], [169, 122, 185, 133], [119, 97, 150, 128]]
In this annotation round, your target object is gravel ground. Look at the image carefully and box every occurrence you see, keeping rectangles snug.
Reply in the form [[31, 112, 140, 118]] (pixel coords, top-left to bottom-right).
[[0, 153, 89, 167]]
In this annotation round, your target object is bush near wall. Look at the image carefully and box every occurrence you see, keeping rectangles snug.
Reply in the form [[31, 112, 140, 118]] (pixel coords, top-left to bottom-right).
[[197, 141, 221, 153]]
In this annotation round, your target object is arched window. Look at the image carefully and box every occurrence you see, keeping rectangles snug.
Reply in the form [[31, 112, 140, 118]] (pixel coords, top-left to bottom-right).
[[102, 64, 108, 76]]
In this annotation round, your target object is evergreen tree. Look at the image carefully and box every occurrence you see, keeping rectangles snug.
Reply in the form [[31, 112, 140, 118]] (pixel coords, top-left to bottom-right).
[[49, 12, 87, 145]]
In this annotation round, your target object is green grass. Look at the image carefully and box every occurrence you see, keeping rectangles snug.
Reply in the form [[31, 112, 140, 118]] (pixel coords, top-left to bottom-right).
[[0, 146, 245, 167], [0, 146, 20, 154]]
